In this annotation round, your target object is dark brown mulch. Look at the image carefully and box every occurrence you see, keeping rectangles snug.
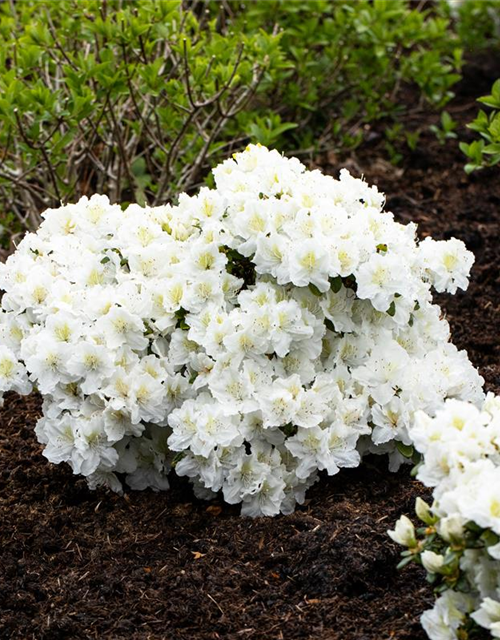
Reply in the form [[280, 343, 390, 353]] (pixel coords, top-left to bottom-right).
[[0, 390, 432, 640], [1, 54, 499, 640]]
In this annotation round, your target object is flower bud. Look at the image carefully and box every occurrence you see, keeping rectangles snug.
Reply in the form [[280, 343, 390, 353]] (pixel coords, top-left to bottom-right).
[[388, 515, 417, 548], [415, 497, 435, 526], [437, 515, 464, 543], [421, 550, 444, 574]]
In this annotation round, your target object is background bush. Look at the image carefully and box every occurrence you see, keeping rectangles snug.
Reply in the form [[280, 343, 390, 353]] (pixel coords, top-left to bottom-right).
[[461, 79, 500, 173], [228, 0, 464, 158], [0, 0, 499, 245], [0, 0, 284, 237], [442, 0, 500, 51]]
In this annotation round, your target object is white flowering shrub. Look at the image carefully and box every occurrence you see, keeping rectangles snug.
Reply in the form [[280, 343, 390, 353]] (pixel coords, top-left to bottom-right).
[[0, 145, 484, 516], [389, 396, 500, 639]]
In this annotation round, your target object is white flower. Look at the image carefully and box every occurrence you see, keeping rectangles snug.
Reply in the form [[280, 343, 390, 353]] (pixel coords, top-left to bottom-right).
[[460, 471, 500, 536], [188, 242, 227, 275], [0, 345, 31, 394], [331, 237, 360, 277], [387, 515, 416, 547], [371, 397, 410, 445], [223, 324, 268, 357], [269, 300, 314, 357], [355, 252, 412, 312], [167, 400, 199, 452], [353, 341, 410, 406], [208, 365, 258, 415], [437, 515, 465, 544], [254, 233, 291, 283], [0, 144, 482, 518], [258, 376, 303, 427], [223, 454, 269, 504], [96, 306, 148, 351], [288, 238, 330, 292], [66, 341, 115, 394], [184, 272, 225, 312], [45, 311, 82, 344], [421, 550, 445, 574], [421, 592, 473, 640], [129, 373, 166, 424], [240, 471, 287, 517], [38, 415, 77, 465], [471, 598, 500, 637], [24, 338, 73, 394], [194, 404, 243, 457], [420, 237, 474, 294], [103, 406, 142, 442], [73, 415, 119, 476]]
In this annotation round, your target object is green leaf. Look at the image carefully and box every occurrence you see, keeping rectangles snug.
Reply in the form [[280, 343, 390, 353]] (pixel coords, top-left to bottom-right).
[[459, 141, 471, 156], [397, 555, 414, 570], [281, 423, 298, 438], [171, 451, 186, 468], [329, 276, 342, 293], [175, 307, 190, 331], [478, 94, 500, 110], [483, 143, 500, 155], [308, 283, 323, 297], [464, 520, 483, 535], [464, 162, 481, 174], [481, 529, 499, 547], [396, 442, 414, 458], [489, 114, 500, 140], [271, 121, 298, 137], [324, 318, 336, 333], [441, 110, 454, 130]]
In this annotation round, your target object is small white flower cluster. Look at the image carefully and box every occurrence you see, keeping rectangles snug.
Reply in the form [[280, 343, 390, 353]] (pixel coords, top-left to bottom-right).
[[390, 396, 500, 639], [0, 145, 483, 515]]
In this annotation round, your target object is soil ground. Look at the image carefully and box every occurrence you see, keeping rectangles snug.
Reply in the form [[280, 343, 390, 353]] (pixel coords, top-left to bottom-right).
[[1, 54, 499, 640]]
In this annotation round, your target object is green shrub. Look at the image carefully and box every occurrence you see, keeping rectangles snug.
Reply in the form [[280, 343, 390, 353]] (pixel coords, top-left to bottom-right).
[[226, 0, 463, 155], [460, 79, 500, 173], [429, 110, 458, 145], [440, 0, 500, 51], [0, 0, 283, 239], [0, 0, 480, 244]]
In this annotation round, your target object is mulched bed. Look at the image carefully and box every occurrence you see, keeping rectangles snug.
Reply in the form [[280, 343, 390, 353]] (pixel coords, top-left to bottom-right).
[[1, 54, 499, 640]]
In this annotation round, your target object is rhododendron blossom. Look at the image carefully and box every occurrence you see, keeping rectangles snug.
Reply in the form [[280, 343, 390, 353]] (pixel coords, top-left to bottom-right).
[[390, 395, 500, 640], [0, 145, 483, 516]]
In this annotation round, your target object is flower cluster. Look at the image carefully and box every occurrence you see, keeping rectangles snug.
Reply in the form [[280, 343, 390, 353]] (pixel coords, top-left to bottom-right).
[[0, 145, 483, 515], [389, 396, 500, 639]]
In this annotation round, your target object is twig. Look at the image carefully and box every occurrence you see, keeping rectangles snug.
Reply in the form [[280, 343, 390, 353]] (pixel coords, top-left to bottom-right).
[[13, 109, 62, 201]]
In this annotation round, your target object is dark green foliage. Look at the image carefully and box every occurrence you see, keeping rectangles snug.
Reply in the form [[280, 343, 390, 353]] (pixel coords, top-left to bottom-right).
[[440, 0, 500, 51], [228, 0, 463, 154], [0, 0, 496, 243], [461, 79, 500, 173], [0, 0, 283, 237], [430, 110, 458, 144]]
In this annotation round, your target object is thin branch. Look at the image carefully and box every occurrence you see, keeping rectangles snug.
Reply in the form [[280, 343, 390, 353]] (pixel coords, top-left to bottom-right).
[[13, 110, 62, 201]]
